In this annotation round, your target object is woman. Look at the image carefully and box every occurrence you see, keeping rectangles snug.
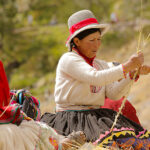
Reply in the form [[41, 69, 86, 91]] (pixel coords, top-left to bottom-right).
[[41, 10, 150, 147]]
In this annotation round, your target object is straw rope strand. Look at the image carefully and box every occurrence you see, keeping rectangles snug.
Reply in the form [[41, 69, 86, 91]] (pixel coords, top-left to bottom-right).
[[110, 0, 144, 132]]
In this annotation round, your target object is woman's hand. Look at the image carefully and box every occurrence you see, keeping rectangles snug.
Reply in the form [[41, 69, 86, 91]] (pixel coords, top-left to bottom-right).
[[123, 52, 144, 73], [139, 65, 150, 75]]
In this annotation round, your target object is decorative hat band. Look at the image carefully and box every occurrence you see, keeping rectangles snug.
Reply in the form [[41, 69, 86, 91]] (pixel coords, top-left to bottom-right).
[[69, 18, 99, 34]]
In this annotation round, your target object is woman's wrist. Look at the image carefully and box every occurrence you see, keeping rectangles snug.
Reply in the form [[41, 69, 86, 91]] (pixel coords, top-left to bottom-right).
[[129, 70, 140, 82], [122, 62, 130, 74]]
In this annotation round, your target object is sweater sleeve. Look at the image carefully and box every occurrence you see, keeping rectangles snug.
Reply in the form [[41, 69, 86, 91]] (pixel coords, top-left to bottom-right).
[[105, 62, 133, 100], [58, 53, 125, 86]]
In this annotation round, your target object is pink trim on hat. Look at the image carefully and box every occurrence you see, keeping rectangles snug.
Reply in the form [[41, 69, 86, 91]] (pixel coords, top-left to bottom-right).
[[70, 18, 99, 34]]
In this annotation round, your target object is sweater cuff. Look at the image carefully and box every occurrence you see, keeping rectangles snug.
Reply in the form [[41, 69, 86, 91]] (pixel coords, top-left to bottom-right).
[[108, 64, 126, 81], [129, 71, 140, 82], [122, 64, 127, 78], [116, 64, 126, 79]]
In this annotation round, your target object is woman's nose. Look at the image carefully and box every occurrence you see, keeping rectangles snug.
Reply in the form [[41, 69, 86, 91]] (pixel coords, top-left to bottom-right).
[[94, 40, 101, 48]]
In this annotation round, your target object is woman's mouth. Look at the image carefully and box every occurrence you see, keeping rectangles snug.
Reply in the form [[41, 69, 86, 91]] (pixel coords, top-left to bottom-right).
[[92, 51, 97, 53]]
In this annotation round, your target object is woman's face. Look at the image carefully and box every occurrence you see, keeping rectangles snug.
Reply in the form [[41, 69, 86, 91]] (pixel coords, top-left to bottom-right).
[[74, 31, 101, 58]]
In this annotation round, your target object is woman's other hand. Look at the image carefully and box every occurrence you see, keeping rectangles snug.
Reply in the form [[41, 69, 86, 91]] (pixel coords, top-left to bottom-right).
[[123, 52, 144, 73], [139, 65, 150, 75]]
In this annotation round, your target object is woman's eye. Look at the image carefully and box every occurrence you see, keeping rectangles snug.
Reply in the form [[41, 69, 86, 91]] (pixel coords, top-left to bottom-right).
[[90, 38, 101, 41], [97, 38, 101, 41]]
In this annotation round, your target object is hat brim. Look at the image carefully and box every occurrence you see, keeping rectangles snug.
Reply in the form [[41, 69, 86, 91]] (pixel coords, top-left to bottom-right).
[[66, 23, 110, 51]]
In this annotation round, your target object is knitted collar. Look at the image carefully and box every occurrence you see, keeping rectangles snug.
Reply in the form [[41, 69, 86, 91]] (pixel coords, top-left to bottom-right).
[[72, 48, 95, 66]]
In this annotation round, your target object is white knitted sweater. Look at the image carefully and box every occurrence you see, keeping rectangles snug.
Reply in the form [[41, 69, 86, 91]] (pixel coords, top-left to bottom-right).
[[54, 51, 133, 111]]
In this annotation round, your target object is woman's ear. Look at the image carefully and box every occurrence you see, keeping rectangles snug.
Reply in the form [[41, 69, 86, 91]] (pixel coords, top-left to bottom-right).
[[73, 37, 80, 47]]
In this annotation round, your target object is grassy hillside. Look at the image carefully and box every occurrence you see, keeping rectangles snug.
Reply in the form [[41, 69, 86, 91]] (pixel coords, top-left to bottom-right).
[[9, 25, 68, 100]]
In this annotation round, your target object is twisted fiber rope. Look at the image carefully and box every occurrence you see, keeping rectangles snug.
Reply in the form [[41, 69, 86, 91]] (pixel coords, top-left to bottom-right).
[[110, 0, 144, 132]]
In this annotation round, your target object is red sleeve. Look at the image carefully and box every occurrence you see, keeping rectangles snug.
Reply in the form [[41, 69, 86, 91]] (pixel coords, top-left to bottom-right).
[[0, 61, 10, 107]]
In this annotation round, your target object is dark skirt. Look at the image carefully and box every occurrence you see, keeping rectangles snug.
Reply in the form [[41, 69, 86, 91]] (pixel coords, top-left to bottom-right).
[[40, 108, 144, 142]]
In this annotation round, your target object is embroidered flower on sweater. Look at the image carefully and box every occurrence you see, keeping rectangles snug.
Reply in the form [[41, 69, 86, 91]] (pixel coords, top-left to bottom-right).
[[90, 85, 101, 93], [90, 62, 101, 93]]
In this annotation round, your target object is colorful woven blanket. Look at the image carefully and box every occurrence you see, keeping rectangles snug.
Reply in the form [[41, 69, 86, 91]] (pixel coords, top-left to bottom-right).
[[94, 127, 150, 149]]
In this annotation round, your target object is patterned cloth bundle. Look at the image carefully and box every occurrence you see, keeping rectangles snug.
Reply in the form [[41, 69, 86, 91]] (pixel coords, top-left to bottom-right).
[[0, 105, 24, 125], [10, 89, 41, 121]]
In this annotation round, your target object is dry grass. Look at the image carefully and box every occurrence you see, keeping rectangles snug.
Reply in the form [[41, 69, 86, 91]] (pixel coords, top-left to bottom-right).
[[40, 99, 56, 114]]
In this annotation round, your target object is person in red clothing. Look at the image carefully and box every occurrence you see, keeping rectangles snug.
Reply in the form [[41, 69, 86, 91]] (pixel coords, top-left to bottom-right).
[[0, 61, 10, 107], [102, 97, 141, 125]]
